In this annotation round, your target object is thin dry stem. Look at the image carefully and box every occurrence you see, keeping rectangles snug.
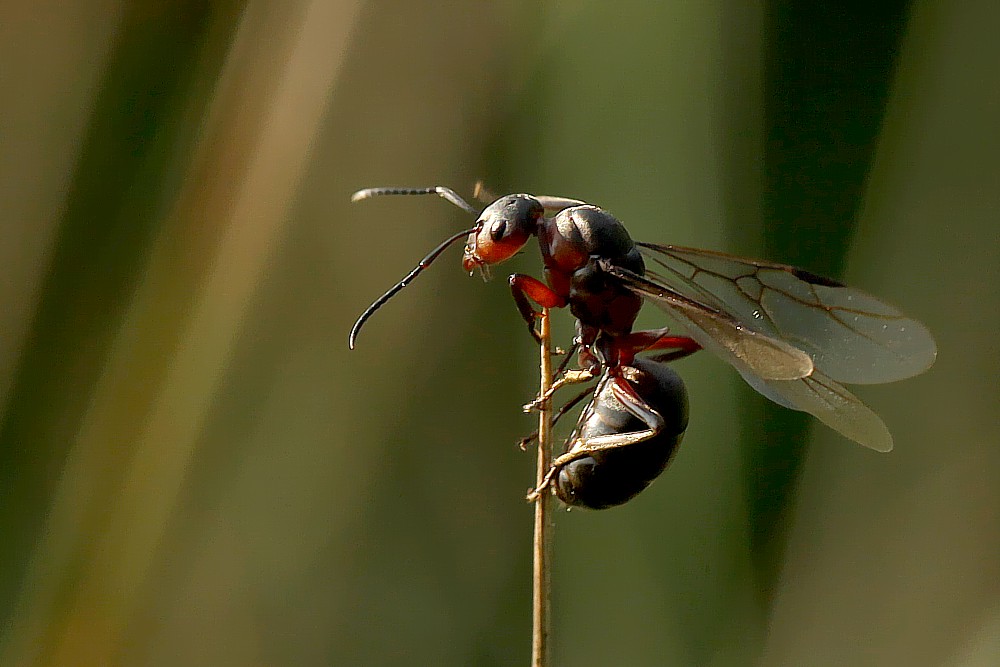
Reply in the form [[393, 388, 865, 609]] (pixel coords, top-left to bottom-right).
[[532, 308, 553, 667]]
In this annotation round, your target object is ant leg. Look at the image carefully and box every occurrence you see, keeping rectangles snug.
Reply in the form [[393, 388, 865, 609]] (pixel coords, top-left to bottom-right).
[[648, 346, 700, 363], [527, 372, 665, 502], [523, 369, 594, 413], [644, 335, 701, 363], [573, 323, 603, 373], [526, 466, 561, 503], [516, 385, 594, 451], [610, 327, 701, 363], [549, 339, 578, 372], [519, 340, 582, 416], [509, 274, 566, 343], [521, 340, 585, 412], [554, 374, 665, 461]]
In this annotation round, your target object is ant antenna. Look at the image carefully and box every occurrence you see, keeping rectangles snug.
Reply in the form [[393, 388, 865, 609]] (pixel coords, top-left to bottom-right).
[[348, 226, 477, 349], [351, 186, 478, 216]]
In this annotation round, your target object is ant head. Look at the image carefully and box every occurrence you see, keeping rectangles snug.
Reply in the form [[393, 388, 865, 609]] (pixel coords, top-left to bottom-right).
[[462, 195, 543, 274]]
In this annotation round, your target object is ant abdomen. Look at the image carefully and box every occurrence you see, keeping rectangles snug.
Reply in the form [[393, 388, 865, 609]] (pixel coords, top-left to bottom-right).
[[554, 358, 689, 510]]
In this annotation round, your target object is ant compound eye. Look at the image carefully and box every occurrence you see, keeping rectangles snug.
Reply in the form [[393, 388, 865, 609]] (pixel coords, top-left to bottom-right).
[[463, 194, 539, 269], [490, 220, 508, 242]]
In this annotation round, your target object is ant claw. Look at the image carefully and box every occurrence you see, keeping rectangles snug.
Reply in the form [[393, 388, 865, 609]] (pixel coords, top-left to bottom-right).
[[526, 467, 559, 503]]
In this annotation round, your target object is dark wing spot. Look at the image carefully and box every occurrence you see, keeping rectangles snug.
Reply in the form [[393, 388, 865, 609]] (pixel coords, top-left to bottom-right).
[[792, 268, 844, 288]]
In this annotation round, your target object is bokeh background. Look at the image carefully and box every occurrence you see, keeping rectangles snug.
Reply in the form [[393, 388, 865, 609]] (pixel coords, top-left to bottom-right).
[[1, 2, 998, 666]]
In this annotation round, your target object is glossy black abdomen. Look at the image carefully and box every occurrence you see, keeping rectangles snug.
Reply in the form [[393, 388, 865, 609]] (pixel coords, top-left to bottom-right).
[[555, 358, 689, 509]]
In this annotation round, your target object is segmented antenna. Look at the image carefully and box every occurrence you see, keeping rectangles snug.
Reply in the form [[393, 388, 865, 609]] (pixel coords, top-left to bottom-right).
[[351, 186, 478, 215], [348, 227, 477, 349]]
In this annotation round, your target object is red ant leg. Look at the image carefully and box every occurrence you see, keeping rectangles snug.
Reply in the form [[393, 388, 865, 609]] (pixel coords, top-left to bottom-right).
[[509, 274, 566, 342], [605, 327, 701, 365], [643, 334, 701, 363]]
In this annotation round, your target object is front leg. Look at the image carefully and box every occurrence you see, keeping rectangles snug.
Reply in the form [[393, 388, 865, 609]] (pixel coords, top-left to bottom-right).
[[509, 274, 566, 342]]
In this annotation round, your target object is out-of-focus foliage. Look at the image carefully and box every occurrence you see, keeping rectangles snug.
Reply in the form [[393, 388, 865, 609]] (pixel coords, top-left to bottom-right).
[[0, 1, 997, 666]]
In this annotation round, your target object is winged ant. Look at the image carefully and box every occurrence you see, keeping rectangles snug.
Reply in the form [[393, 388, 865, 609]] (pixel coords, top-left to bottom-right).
[[348, 184, 937, 505]]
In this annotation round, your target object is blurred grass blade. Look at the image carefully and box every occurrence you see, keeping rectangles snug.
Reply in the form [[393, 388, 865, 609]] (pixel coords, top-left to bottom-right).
[[1, 2, 363, 665]]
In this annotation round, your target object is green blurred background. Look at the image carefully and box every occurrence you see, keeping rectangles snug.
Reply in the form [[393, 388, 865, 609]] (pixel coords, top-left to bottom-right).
[[1, 2, 997, 666]]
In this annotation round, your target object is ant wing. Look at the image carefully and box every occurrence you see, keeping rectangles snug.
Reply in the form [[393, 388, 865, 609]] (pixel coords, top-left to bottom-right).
[[601, 254, 899, 452], [599, 260, 814, 382], [742, 366, 894, 452], [632, 244, 937, 385]]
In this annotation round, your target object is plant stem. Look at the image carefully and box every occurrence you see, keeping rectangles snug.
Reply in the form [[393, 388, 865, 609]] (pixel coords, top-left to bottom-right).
[[532, 308, 553, 667]]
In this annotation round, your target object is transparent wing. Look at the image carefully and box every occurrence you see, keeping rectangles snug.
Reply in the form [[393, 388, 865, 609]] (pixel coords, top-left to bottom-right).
[[738, 365, 893, 452], [599, 260, 814, 381], [635, 243, 937, 384]]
